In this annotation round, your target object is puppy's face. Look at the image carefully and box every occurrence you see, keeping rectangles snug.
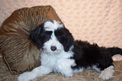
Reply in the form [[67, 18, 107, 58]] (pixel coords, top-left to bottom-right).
[[29, 20, 74, 54]]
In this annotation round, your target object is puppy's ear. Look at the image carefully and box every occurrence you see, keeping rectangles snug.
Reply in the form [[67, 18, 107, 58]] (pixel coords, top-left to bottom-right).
[[55, 28, 74, 52], [63, 29, 74, 52], [29, 24, 44, 49]]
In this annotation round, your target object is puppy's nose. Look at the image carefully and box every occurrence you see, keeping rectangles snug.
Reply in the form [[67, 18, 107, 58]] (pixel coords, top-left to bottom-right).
[[51, 46, 57, 51]]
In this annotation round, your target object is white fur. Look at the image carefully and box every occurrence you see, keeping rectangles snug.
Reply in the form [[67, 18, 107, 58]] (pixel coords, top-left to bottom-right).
[[99, 66, 114, 80], [18, 66, 52, 81], [92, 65, 101, 72], [73, 68, 84, 73], [18, 49, 75, 81], [42, 39, 63, 55], [18, 20, 118, 81], [18, 20, 75, 81], [44, 20, 63, 31], [41, 50, 75, 77], [73, 65, 101, 73], [42, 23, 63, 55]]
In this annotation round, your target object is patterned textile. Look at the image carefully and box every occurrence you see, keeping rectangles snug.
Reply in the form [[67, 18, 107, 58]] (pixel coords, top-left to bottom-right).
[[0, 0, 122, 80], [0, 57, 122, 81], [0, 0, 122, 48], [0, 5, 62, 74]]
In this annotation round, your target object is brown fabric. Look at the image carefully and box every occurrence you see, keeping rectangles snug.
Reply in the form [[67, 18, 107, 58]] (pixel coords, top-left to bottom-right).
[[0, 5, 63, 74], [0, 57, 122, 81]]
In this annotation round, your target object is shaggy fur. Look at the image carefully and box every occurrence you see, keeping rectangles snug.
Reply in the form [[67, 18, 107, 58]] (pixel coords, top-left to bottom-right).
[[18, 20, 122, 81]]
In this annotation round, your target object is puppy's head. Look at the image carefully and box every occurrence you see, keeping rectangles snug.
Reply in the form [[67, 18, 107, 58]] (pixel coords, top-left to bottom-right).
[[29, 20, 74, 54]]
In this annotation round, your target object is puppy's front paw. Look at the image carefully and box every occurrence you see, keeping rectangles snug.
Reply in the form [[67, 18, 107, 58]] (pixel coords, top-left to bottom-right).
[[64, 72, 73, 78], [18, 72, 31, 81]]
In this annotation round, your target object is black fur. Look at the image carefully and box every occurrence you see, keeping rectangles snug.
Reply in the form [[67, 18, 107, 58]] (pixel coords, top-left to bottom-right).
[[29, 23, 52, 49], [29, 21, 74, 52], [29, 20, 122, 76], [107, 47, 122, 56], [71, 40, 122, 71], [55, 28, 74, 52]]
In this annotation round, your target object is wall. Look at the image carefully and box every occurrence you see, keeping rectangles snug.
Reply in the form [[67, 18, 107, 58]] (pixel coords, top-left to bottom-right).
[[0, 0, 122, 48]]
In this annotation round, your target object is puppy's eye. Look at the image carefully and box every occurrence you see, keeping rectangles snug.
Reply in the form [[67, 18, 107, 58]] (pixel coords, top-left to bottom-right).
[[41, 31, 52, 37], [55, 31, 63, 37], [45, 31, 52, 35]]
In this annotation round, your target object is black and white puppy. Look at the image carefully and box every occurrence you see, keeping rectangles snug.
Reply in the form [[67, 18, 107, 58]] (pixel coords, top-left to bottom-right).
[[18, 20, 122, 81]]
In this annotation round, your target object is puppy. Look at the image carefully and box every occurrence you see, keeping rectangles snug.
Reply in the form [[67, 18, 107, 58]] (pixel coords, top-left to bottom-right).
[[18, 20, 122, 81]]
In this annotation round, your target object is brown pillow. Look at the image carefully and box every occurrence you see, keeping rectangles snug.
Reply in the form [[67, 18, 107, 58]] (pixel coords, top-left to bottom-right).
[[0, 5, 63, 74]]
